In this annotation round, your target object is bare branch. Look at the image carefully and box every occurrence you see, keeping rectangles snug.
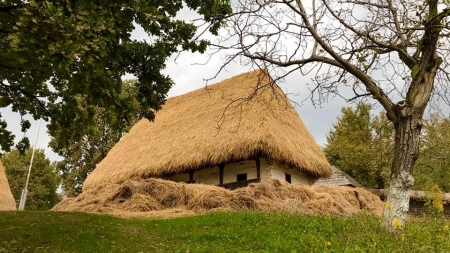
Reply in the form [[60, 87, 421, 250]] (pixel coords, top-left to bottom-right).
[[293, 0, 397, 120], [206, 0, 449, 122]]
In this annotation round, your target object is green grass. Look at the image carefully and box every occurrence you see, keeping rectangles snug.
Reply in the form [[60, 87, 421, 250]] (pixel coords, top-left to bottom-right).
[[0, 211, 449, 253]]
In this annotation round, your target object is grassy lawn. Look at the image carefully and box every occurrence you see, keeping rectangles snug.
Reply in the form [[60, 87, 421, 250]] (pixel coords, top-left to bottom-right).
[[0, 211, 449, 253]]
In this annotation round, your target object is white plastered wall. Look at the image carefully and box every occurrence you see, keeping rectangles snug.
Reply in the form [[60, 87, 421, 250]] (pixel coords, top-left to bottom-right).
[[264, 159, 312, 185], [168, 158, 311, 185], [168, 160, 260, 184]]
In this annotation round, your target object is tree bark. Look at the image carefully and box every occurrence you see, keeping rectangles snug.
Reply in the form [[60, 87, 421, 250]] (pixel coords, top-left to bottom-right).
[[381, 105, 423, 232]]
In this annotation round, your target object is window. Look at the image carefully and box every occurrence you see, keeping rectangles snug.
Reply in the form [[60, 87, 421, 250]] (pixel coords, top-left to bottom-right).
[[237, 173, 247, 182], [285, 173, 291, 184]]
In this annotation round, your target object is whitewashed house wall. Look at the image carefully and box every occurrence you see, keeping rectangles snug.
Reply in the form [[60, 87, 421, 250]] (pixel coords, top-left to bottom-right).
[[168, 158, 312, 186]]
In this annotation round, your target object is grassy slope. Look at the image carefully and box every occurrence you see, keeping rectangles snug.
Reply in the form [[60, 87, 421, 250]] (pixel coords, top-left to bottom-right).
[[0, 211, 449, 253]]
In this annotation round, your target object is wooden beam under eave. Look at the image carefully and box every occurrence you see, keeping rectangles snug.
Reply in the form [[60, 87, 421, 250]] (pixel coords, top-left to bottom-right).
[[188, 170, 194, 183], [255, 156, 261, 181], [218, 163, 225, 185]]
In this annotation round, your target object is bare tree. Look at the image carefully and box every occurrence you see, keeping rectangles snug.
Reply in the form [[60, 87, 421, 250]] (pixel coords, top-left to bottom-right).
[[210, 0, 450, 231]]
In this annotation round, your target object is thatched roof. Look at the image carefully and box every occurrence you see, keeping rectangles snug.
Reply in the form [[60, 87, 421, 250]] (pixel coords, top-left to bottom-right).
[[0, 160, 16, 210], [83, 70, 331, 190], [313, 166, 362, 187]]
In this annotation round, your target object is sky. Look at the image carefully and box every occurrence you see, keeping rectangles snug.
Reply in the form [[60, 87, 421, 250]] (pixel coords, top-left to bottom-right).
[[0, 7, 358, 162]]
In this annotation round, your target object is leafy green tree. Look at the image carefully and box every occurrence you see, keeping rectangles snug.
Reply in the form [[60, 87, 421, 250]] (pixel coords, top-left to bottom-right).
[[51, 80, 141, 196], [0, 0, 232, 155], [325, 106, 450, 192], [1, 149, 60, 210], [415, 116, 450, 192], [324, 103, 394, 189]]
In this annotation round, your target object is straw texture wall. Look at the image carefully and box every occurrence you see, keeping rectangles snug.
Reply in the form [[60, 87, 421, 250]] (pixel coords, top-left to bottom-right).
[[0, 160, 16, 211], [83, 70, 331, 190]]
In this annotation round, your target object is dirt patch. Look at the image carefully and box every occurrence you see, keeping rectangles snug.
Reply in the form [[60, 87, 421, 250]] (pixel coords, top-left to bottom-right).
[[53, 178, 384, 218]]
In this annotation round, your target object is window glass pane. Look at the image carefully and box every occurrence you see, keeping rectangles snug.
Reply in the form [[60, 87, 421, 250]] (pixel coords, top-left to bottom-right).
[[237, 173, 247, 181], [285, 173, 291, 183]]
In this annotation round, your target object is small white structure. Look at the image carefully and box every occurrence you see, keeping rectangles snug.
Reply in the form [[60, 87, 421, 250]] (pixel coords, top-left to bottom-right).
[[83, 70, 331, 191], [313, 166, 362, 188]]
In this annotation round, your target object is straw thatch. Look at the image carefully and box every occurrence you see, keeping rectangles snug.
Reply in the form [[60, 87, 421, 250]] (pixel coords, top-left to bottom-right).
[[83, 70, 331, 190], [313, 166, 362, 187], [0, 160, 16, 211], [53, 178, 383, 217]]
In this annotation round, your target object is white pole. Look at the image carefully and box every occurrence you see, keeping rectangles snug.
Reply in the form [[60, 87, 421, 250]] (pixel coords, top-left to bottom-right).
[[18, 119, 42, 211]]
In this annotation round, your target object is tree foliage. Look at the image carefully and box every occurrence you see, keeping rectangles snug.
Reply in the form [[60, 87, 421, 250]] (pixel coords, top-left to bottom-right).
[[0, 0, 232, 155], [1, 149, 60, 210], [324, 103, 393, 189], [415, 116, 450, 192], [325, 105, 450, 192], [51, 80, 142, 197]]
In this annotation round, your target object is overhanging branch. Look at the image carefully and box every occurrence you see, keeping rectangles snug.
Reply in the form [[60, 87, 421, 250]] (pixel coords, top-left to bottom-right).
[[0, 81, 52, 117], [293, 0, 397, 122]]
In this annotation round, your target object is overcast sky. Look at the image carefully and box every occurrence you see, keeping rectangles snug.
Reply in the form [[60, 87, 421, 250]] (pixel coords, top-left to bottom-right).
[[1, 7, 358, 162]]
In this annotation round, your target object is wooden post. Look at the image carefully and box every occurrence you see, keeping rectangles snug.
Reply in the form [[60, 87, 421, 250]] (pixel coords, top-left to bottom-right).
[[189, 170, 194, 183], [218, 163, 225, 185], [255, 156, 261, 181]]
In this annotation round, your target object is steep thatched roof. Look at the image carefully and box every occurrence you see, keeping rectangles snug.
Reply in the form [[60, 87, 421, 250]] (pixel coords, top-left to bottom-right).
[[83, 70, 331, 190], [313, 166, 362, 187], [0, 160, 16, 210]]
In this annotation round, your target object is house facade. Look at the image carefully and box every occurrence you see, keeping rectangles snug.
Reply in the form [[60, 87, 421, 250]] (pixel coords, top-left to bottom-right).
[[168, 158, 312, 189]]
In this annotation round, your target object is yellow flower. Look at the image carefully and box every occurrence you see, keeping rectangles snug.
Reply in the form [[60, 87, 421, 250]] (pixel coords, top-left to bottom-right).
[[325, 242, 331, 247], [393, 218, 403, 230], [444, 225, 449, 231], [385, 202, 392, 211], [433, 201, 444, 213], [401, 234, 405, 241], [427, 184, 444, 214]]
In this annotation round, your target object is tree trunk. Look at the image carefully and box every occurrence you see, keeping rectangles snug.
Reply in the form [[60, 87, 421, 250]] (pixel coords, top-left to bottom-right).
[[381, 107, 422, 232]]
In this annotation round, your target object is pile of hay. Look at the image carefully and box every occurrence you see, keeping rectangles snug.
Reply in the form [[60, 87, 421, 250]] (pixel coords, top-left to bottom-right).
[[53, 179, 383, 217], [0, 160, 16, 211]]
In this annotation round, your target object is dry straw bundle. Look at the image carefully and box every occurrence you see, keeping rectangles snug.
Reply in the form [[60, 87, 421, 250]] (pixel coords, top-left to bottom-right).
[[53, 178, 383, 217], [0, 160, 16, 211]]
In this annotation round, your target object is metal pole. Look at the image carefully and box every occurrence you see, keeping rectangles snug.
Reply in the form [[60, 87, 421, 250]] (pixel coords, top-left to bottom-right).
[[18, 119, 42, 211]]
